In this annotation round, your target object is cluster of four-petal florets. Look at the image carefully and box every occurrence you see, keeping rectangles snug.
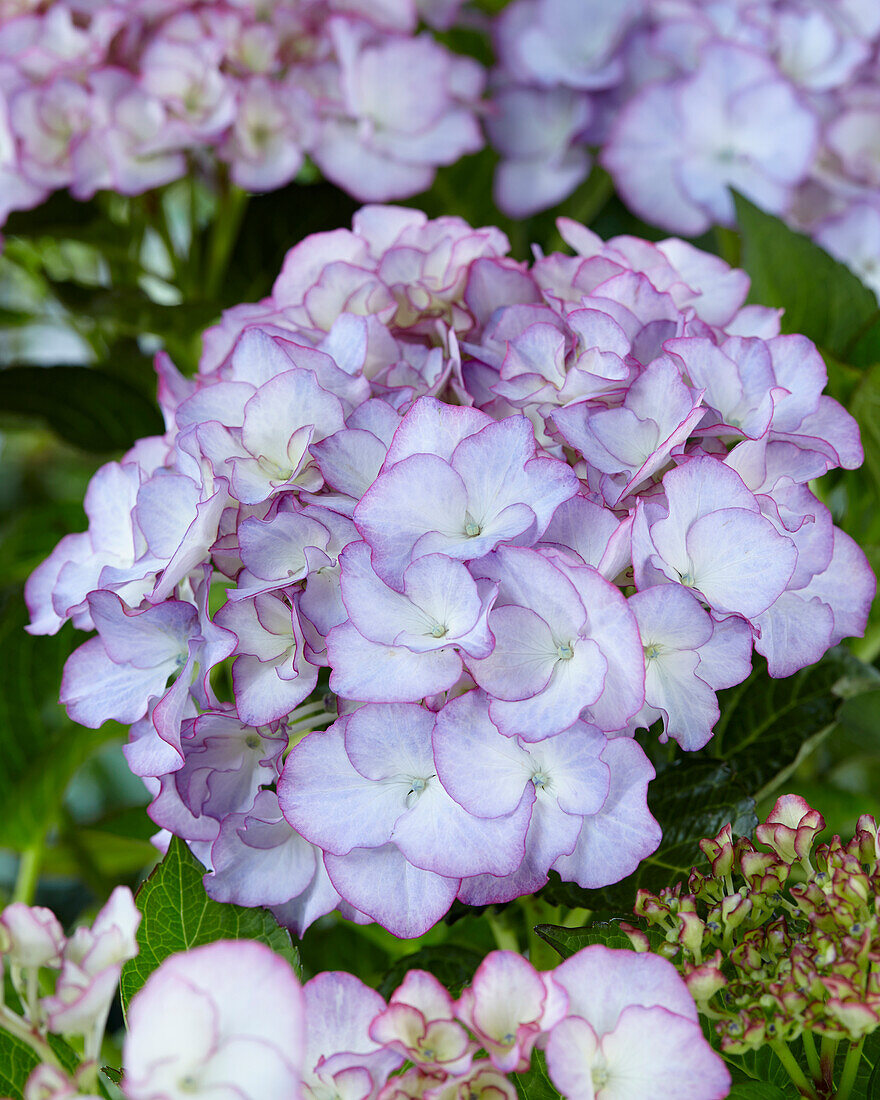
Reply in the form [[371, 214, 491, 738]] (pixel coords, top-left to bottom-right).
[[27, 207, 874, 939], [3, 899, 730, 1100]]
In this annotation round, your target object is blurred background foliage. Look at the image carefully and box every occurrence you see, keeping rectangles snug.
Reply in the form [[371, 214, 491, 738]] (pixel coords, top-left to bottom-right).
[[1, 131, 879, 1001]]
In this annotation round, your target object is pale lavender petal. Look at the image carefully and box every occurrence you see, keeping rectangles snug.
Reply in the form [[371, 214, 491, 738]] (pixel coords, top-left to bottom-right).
[[324, 845, 459, 939]]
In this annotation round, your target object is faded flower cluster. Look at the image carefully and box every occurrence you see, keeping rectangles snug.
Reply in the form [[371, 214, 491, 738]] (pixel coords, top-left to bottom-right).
[[26, 206, 874, 937], [6, 929, 730, 1100], [0, 0, 480, 224], [488, 0, 880, 296]]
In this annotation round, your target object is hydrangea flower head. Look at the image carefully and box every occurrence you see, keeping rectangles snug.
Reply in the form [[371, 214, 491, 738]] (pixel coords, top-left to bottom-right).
[[28, 205, 873, 939]]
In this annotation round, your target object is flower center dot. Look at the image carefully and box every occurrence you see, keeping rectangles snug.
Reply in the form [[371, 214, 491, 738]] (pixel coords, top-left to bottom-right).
[[556, 642, 574, 660], [465, 521, 481, 537]]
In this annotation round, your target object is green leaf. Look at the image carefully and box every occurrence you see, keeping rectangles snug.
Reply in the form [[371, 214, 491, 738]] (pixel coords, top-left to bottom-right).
[[734, 193, 880, 367], [0, 366, 163, 452], [0, 589, 122, 850], [377, 944, 485, 1000], [119, 836, 301, 1015], [726, 1083, 792, 1099], [513, 1051, 561, 1100], [709, 649, 878, 799], [534, 916, 665, 960], [0, 1029, 42, 1100], [0, 1026, 81, 1100], [725, 1044, 802, 1096], [539, 758, 756, 910], [850, 362, 880, 504]]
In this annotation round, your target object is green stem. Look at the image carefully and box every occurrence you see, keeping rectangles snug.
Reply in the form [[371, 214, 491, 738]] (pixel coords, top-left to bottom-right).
[[769, 1040, 820, 1099], [836, 1038, 866, 1100], [13, 840, 43, 906], [821, 1034, 840, 1082], [802, 1030, 821, 1083], [486, 911, 520, 954], [0, 1006, 62, 1070], [204, 182, 250, 300]]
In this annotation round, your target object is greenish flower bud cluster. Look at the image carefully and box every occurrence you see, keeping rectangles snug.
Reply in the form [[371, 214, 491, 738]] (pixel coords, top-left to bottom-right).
[[622, 795, 880, 1063]]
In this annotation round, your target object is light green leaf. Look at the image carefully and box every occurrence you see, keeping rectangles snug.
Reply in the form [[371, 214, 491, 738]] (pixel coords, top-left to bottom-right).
[[119, 836, 301, 1016], [514, 1051, 561, 1100], [726, 1083, 792, 1099], [0, 1027, 80, 1100], [0, 1029, 42, 1100]]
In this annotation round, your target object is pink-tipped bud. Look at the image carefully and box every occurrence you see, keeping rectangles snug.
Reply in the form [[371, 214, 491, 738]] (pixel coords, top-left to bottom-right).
[[699, 823, 735, 878], [678, 911, 705, 957], [0, 904, 65, 969], [755, 794, 824, 864], [618, 922, 651, 952], [720, 891, 753, 932], [685, 953, 727, 1001]]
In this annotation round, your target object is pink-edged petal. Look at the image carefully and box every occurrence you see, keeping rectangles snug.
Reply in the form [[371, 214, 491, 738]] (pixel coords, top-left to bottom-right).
[[323, 845, 459, 939], [489, 638, 607, 741], [552, 738, 660, 888], [327, 621, 463, 702], [392, 778, 531, 879], [278, 722, 407, 855], [684, 508, 797, 618], [550, 946, 698, 1036], [596, 1004, 730, 1099], [433, 691, 533, 817]]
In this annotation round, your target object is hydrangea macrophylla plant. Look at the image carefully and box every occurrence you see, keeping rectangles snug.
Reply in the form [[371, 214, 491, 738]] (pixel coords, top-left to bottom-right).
[[26, 204, 874, 939], [1, 904, 729, 1100], [487, 0, 880, 292], [0, 0, 480, 224]]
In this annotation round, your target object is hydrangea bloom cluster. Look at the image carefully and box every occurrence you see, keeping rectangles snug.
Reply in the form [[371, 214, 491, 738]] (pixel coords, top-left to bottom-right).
[[0, 886, 139, 1089], [0, 0, 479, 224], [26, 206, 874, 938], [6, 928, 730, 1100], [622, 795, 880, 1096], [488, 0, 880, 294]]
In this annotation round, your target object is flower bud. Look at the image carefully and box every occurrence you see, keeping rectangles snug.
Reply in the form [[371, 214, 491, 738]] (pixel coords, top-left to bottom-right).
[[618, 922, 651, 952], [700, 824, 735, 879], [678, 911, 705, 958], [684, 952, 727, 1002], [721, 891, 753, 933], [755, 794, 824, 865], [0, 904, 65, 969], [826, 998, 880, 1040], [634, 890, 670, 924], [850, 815, 880, 867]]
